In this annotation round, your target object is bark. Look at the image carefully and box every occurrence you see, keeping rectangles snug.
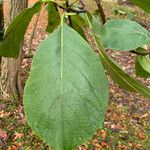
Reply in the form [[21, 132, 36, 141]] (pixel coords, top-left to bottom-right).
[[0, 0, 27, 100]]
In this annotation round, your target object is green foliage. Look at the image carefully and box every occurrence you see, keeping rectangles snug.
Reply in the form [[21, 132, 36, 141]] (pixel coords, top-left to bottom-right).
[[0, 0, 150, 149], [137, 55, 150, 75], [131, 0, 150, 14], [88, 15, 150, 98], [135, 47, 150, 78], [135, 57, 150, 78], [101, 19, 150, 51], [46, 1, 60, 33], [91, 15, 102, 35], [70, 15, 86, 39], [0, 1, 42, 57], [24, 24, 109, 150], [98, 46, 150, 98]]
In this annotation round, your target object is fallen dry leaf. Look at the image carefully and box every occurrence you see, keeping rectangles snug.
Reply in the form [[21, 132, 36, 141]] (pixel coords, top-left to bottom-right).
[[0, 129, 7, 139], [14, 132, 24, 140]]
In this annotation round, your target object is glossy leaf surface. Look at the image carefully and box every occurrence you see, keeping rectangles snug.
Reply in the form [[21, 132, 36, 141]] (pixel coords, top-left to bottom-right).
[[24, 24, 109, 150], [0, 1, 42, 57], [101, 19, 150, 51]]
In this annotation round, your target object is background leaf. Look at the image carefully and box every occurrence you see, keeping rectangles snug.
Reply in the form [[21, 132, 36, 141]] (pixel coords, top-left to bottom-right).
[[0, 1, 42, 58], [135, 57, 150, 78], [86, 13, 150, 99], [137, 54, 150, 73], [24, 25, 109, 150], [46, 2, 60, 33], [130, 0, 150, 14], [135, 47, 150, 77], [101, 19, 150, 51], [98, 44, 150, 99]]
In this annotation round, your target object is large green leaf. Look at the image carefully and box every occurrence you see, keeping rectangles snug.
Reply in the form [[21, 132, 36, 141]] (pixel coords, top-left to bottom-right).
[[101, 19, 150, 51], [46, 1, 60, 33], [24, 24, 109, 150], [130, 0, 150, 14], [0, 1, 42, 57]]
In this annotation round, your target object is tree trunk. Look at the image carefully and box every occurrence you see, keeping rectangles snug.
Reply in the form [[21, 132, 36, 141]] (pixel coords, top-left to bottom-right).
[[0, 0, 27, 101]]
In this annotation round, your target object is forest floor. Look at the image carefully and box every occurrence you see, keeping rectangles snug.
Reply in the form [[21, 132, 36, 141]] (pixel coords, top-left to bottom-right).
[[0, 0, 150, 150]]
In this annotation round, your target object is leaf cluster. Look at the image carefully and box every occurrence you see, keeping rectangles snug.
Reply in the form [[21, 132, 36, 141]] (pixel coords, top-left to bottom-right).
[[0, 0, 150, 149]]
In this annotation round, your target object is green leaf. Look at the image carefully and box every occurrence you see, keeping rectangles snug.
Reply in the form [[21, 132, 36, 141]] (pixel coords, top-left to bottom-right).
[[79, 11, 93, 26], [101, 19, 150, 51], [24, 24, 109, 150], [130, 0, 150, 14], [135, 57, 150, 78], [0, 1, 42, 58], [91, 15, 102, 36], [93, 9, 100, 16], [77, 13, 102, 38], [135, 47, 150, 78], [85, 13, 150, 99], [69, 12, 93, 40], [70, 15, 86, 39], [46, 2, 60, 33], [97, 41, 150, 98], [137, 55, 150, 74]]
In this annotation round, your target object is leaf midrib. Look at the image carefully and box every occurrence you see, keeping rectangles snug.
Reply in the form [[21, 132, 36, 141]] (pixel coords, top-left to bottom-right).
[[60, 23, 64, 94], [60, 22, 65, 149]]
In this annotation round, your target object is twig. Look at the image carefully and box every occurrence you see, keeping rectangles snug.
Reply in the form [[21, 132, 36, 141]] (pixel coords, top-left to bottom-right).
[[130, 50, 150, 56], [23, 53, 34, 59], [58, 1, 86, 14], [68, 0, 78, 10], [95, 0, 106, 24], [80, 0, 86, 8], [70, 7, 87, 13], [66, 0, 73, 27], [17, 43, 23, 101]]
